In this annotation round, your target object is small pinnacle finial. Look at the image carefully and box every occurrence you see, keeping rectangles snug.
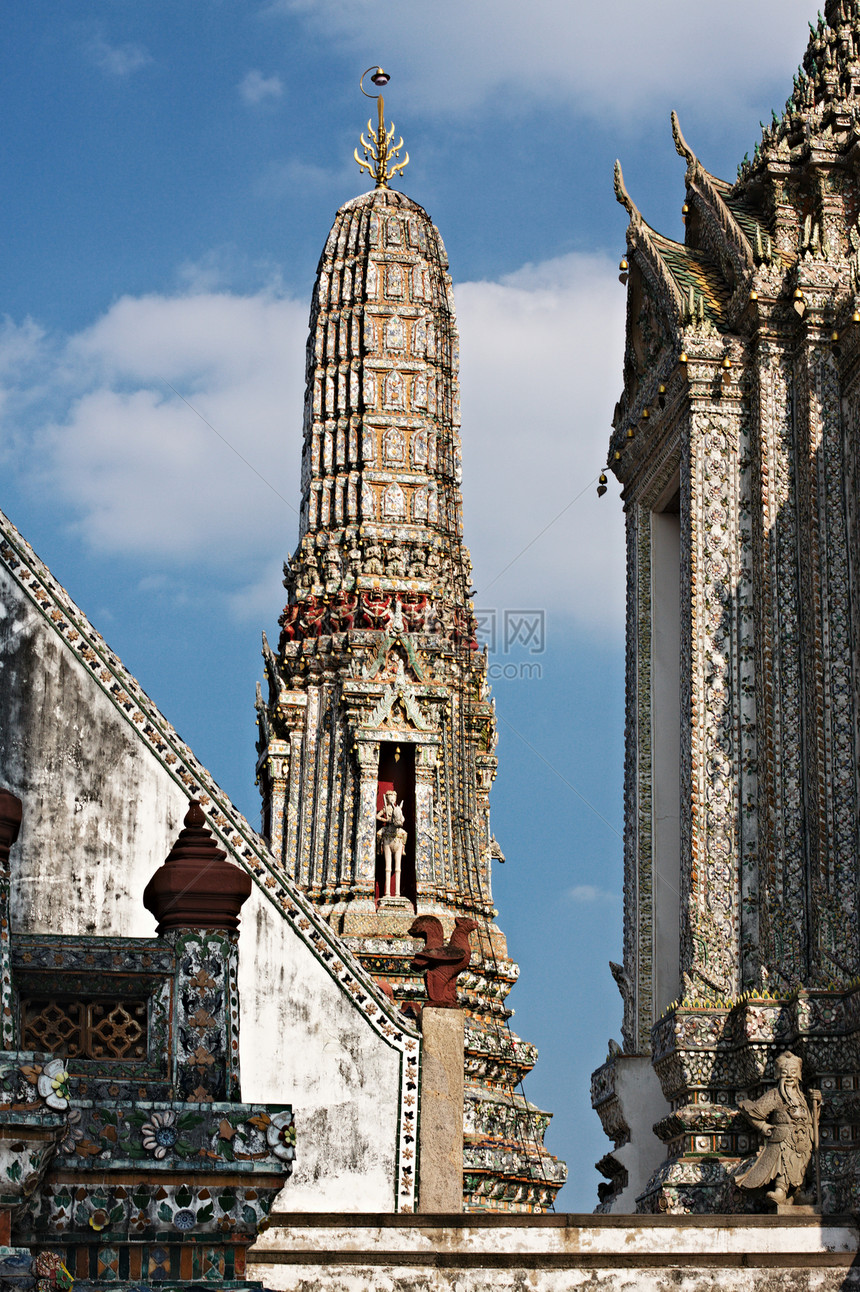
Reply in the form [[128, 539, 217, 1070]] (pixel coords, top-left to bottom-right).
[[355, 65, 410, 190], [185, 798, 205, 828]]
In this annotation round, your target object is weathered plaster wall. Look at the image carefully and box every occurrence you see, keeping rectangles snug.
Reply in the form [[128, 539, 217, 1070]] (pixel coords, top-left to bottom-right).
[[240, 886, 402, 1209], [605, 1055, 668, 1213], [0, 572, 180, 936], [0, 557, 404, 1211], [248, 1213, 860, 1291]]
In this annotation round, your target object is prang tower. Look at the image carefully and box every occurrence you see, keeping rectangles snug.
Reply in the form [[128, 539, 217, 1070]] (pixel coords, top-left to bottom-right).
[[256, 76, 565, 1212], [593, 0, 860, 1215]]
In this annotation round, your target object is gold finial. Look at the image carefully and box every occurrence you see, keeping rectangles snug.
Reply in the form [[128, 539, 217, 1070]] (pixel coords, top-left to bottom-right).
[[355, 66, 409, 190]]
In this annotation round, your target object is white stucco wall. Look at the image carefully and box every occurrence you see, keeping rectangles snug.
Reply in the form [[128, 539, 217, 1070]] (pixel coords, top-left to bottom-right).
[[248, 1214, 860, 1292], [241, 887, 401, 1209], [608, 1054, 669, 1212], [0, 554, 405, 1211], [0, 574, 183, 937]]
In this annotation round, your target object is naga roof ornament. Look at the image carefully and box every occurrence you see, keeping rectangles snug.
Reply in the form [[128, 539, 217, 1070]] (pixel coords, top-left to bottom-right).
[[671, 111, 755, 274]]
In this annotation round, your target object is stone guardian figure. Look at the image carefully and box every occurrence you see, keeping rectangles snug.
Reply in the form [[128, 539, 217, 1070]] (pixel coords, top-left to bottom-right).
[[376, 789, 407, 899], [736, 1051, 821, 1205]]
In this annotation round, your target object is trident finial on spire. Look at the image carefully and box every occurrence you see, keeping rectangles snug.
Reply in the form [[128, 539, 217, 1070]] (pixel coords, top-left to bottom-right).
[[355, 66, 409, 189]]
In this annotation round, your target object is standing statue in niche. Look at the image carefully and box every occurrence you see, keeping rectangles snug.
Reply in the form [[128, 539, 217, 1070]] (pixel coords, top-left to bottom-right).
[[377, 790, 407, 899], [736, 1051, 821, 1206]]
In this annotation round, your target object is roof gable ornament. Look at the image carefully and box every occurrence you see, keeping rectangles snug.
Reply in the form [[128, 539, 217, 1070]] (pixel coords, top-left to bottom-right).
[[354, 66, 410, 190], [671, 111, 757, 274], [366, 658, 429, 731], [614, 160, 685, 326], [613, 158, 642, 229]]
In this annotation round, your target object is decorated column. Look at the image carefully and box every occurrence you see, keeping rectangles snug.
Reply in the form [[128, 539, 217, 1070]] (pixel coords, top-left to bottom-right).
[[0, 791, 22, 1051], [594, 1, 860, 1212], [143, 801, 252, 1103]]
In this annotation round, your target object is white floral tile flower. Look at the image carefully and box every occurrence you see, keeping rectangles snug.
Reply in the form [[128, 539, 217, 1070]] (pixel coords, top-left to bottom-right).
[[141, 1111, 179, 1159], [37, 1059, 70, 1111], [265, 1111, 296, 1162]]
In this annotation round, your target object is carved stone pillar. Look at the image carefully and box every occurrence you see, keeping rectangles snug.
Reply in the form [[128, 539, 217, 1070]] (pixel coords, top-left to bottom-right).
[[354, 739, 380, 893], [143, 801, 252, 1103], [0, 790, 21, 1051], [794, 330, 859, 980], [474, 755, 496, 905], [167, 927, 243, 1103], [683, 392, 745, 1002], [265, 739, 290, 863], [414, 744, 437, 892], [752, 335, 806, 984], [284, 730, 304, 877], [298, 690, 321, 887]]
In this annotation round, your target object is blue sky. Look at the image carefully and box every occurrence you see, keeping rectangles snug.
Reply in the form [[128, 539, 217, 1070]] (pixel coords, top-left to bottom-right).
[[0, 0, 816, 1210]]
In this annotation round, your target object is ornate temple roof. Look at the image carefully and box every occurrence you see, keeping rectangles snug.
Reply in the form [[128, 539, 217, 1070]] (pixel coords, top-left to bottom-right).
[[610, 0, 860, 453], [738, 0, 860, 183]]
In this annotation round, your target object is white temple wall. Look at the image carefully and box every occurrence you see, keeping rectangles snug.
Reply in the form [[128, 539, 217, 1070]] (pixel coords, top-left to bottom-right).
[[605, 1053, 670, 1213], [239, 887, 402, 1211], [0, 570, 182, 938], [249, 1213, 860, 1290], [0, 557, 403, 1210]]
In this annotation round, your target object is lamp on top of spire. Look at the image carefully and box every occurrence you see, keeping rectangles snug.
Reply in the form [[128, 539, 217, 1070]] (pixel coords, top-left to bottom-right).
[[355, 65, 410, 190]]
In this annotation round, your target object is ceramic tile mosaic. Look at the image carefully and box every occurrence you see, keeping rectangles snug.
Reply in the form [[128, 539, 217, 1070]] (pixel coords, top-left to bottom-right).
[[593, 0, 860, 1213]]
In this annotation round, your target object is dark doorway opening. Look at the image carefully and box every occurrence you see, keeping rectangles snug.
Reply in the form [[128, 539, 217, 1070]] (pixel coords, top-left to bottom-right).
[[375, 741, 416, 907]]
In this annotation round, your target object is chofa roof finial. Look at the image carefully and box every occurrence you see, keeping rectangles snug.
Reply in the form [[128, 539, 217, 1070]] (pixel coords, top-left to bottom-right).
[[671, 111, 696, 167], [614, 160, 641, 226]]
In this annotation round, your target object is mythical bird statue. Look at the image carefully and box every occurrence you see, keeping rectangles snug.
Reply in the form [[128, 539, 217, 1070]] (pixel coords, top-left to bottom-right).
[[409, 915, 477, 1008]]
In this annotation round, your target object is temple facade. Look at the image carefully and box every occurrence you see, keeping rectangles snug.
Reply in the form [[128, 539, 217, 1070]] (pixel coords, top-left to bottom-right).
[[0, 495, 433, 1279], [255, 95, 565, 1212], [593, 0, 860, 1214]]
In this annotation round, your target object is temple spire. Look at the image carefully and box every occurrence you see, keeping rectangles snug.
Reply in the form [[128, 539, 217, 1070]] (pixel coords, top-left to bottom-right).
[[256, 134, 565, 1211], [354, 65, 409, 189]]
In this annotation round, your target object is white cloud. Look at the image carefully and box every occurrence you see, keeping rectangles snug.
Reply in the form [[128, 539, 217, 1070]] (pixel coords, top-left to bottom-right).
[[0, 317, 46, 377], [239, 69, 284, 105], [175, 248, 288, 296], [0, 250, 625, 636], [274, 0, 813, 125], [0, 290, 306, 571], [88, 35, 152, 78], [567, 884, 620, 904]]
